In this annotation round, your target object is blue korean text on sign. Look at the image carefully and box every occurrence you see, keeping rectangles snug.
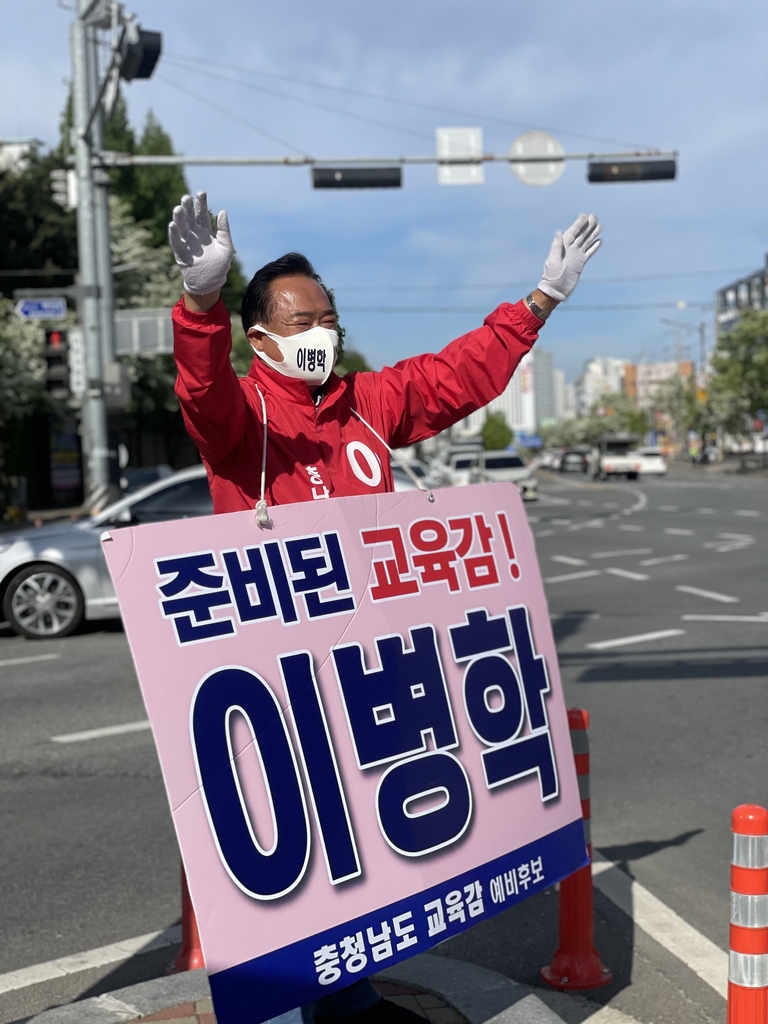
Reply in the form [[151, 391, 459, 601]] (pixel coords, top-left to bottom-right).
[[15, 298, 67, 321]]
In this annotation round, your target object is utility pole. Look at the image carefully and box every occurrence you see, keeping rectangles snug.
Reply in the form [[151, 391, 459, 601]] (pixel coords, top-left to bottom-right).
[[72, 0, 111, 513]]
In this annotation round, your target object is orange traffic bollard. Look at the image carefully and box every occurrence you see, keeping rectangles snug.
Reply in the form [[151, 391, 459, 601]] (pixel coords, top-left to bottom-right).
[[541, 708, 612, 990], [728, 804, 768, 1024], [167, 862, 205, 974]]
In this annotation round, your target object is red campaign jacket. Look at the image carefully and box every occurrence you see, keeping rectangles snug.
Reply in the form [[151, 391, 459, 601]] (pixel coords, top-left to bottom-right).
[[172, 297, 542, 514]]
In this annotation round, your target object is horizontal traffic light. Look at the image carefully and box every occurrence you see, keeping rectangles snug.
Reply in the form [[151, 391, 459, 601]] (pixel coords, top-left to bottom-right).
[[312, 167, 402, 189], [588, 159, 676, 183]]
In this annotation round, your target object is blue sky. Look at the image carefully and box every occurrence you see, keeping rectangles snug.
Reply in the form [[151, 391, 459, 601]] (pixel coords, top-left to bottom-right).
[[2, 0, 767, 380]]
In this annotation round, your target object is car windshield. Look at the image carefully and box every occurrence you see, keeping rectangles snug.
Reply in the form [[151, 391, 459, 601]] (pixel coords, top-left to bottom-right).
[[484, 456, 525, 469], [452, 457, 475, 469], [117, 476, 213, 525]]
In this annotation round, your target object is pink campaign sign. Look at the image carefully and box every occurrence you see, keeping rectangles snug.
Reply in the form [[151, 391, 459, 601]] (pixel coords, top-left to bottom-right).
[[102, 482, 586, 1024]]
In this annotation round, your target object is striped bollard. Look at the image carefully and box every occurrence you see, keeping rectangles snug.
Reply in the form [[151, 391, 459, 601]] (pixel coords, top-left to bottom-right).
[[541, 708, 612, 989], [728, 804, 768, 1023]]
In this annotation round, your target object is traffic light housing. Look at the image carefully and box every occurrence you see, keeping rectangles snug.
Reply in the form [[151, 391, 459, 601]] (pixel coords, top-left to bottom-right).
[[120, 26, 162, 81], [45, 329, 70, 401], [312, 167, 402, 189], [588, 159, 676, 183]]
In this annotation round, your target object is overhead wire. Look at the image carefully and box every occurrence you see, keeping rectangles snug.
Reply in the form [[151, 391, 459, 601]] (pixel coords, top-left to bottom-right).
[[155, 75, 308, 155], [161, 57, 437, 144], [338, 301, 714, 313], [332, 268, 753, 293], [165, 51, 658, 151]]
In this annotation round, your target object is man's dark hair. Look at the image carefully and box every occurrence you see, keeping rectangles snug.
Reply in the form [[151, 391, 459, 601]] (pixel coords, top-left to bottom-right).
[[240, 252, 334, 334]]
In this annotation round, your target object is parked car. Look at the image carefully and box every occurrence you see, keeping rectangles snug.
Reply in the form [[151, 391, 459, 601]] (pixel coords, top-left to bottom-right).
[[471, 451, 538, 501], [559, 449, 589, 474], [0, 466, 212, 640], [635, 447, 668, 476]]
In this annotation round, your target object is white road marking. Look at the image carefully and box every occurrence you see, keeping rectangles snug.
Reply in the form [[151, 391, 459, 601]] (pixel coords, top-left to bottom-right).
[[0, 654, 61, 669], [664, 528, 694, 536], [592, 854, 727, 999], [535, 529, 556, 538], [0, 925, 182, 994], [697, 507, 715, 514], [551, 555, 588, 567], [590, 548, 652, 559], [586, 628, 685, 650], [577, 500, 593, 507], [704, 532, 754, 554], [658, 505, 679, 511], [527, 516, 540, 523], [735, 509, 760, 517], [619, 524, 644, 532], [604, 567, 650, 581], [640, 554, 689, 566], [550, 518, 572, 526], [682, 613, 768, 623], [51, 721, 151, 744], [544, 569, 602, 584], [676, 585, 739, 604]]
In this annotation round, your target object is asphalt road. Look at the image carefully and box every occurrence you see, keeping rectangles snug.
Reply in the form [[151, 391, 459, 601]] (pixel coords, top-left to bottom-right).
[[0, 466, 766, 1023]]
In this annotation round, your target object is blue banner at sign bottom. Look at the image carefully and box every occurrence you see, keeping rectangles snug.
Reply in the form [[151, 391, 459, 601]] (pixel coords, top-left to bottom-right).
[[209, 818, 587, 1024]]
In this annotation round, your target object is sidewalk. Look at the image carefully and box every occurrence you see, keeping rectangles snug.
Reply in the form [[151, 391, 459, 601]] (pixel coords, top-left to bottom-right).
[[8, 953, 639, 1024]]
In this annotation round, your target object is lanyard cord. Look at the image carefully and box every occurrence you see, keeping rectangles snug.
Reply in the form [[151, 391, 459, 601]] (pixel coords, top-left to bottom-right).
[[251, 383, 435, 527], [252, 383, 272, 527], [349, 408, 435, 503]]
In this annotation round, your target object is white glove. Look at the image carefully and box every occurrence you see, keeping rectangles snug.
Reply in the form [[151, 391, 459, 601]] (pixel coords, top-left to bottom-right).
[[537, 213, 601, 302], [168, 191, 234, 295]]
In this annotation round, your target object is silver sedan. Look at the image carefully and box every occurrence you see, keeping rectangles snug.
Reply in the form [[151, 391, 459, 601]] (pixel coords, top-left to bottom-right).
[[0, 466, 212, 639]]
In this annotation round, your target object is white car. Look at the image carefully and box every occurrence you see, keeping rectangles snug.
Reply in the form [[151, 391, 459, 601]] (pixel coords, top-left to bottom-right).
[[0, 466, 212, 639], [635, 447, 668, 476], [471, 451, 538, 501], [447, 451, 480, 487]]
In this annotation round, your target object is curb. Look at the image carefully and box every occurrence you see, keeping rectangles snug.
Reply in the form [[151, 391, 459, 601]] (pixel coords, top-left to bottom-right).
[[11, 954, 567, 1024]]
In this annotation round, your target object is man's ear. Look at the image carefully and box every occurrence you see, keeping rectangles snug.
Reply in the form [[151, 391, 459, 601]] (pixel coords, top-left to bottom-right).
[[247, 327, 265, 351]]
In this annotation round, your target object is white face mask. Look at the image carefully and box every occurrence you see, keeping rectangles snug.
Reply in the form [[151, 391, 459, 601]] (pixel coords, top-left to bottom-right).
[[250, 324, 338, 386]]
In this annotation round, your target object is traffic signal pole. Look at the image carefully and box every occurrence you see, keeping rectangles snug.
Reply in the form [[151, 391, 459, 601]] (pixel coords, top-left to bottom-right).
[[71, 0, 112, 513], [84, 18, 117, 371]]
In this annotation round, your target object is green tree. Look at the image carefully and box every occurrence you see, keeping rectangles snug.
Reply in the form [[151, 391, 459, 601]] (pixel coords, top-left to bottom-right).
[[652, 374, 697, 452], [482, 411, 513, 450], [0, 151, 78, 298], [335, 349, 372, 375], [709, 309, 768, 438]]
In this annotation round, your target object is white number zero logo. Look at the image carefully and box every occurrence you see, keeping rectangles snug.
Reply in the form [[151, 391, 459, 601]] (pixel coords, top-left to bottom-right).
[[346, 441, 382, 487]]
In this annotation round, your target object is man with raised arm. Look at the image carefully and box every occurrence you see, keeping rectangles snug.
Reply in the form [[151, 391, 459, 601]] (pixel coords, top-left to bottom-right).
[[168, 193, 601, 1024], [170, 192, 600, 524]]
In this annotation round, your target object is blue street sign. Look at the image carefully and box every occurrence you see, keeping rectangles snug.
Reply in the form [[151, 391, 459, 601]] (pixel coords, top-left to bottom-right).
[[14, 298, 67, 321]]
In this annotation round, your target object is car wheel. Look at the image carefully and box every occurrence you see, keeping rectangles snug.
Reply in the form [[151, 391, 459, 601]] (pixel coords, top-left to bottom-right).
[[2, 563, 85, 639]]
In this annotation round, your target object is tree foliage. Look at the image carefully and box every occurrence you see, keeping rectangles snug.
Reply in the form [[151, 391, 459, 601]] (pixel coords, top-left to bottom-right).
[[482, 411, 513, 450], [0, 299, 47, 426], [540, 392, 648, 448], [710, 309, 768, 429], [0, 150, 78, 298]]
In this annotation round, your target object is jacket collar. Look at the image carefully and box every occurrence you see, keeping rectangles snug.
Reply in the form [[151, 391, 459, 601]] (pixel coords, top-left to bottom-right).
[[246, 355, 348, 413]]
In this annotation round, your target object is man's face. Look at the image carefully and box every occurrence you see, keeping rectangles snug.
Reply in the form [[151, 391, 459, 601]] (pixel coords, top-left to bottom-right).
[[247, 276, 337, 363]]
